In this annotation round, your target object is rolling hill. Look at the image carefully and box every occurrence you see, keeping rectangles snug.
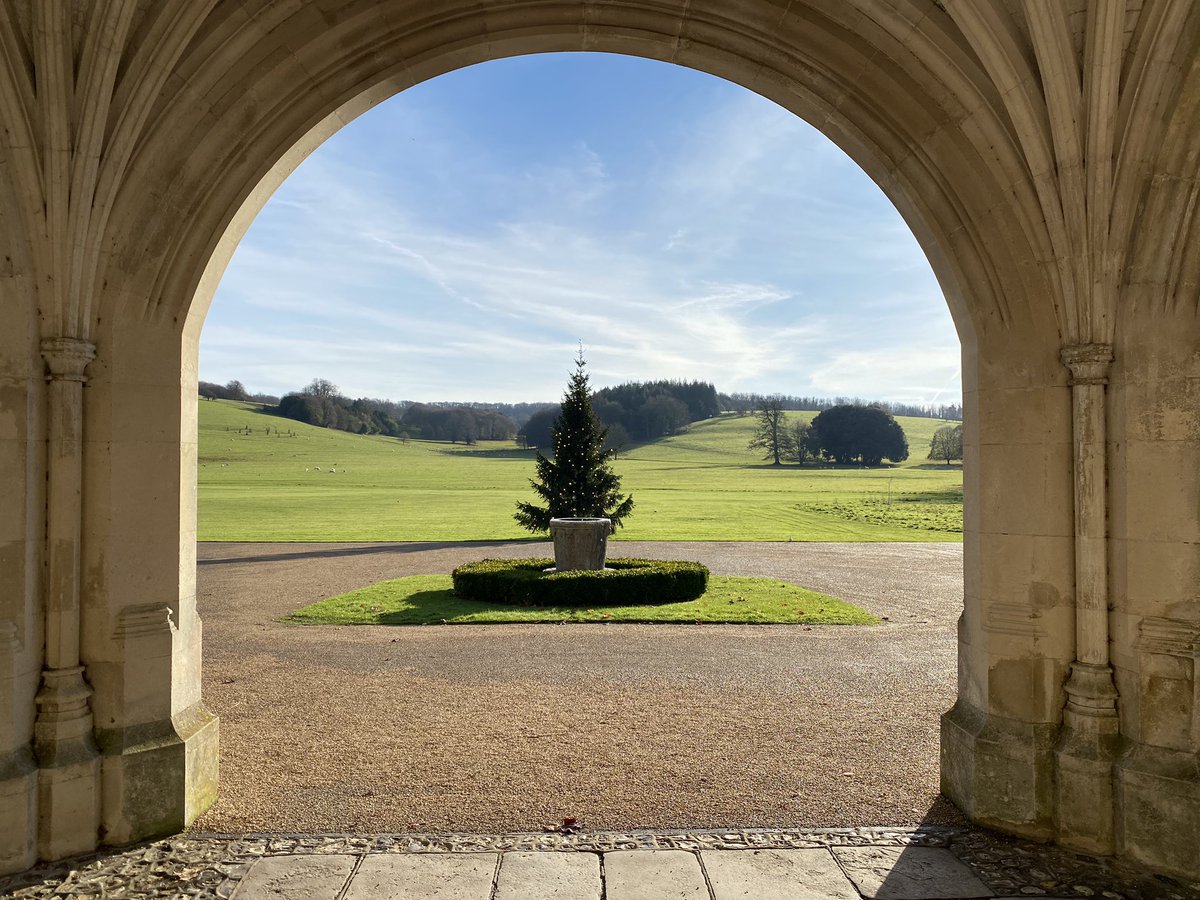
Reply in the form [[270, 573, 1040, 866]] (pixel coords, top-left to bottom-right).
[[198, 399, 962, 542]]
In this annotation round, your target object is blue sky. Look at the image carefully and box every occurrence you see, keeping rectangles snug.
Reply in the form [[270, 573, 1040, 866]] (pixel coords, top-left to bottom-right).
[[201, 52, 961, 404]]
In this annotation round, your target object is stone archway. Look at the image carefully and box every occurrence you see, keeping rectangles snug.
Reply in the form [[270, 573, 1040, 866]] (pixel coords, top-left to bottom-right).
[[1, 0, 1199, 881]]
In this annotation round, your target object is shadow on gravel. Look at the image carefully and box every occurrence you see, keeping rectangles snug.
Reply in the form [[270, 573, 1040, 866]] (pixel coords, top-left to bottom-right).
[[198, 540, 542, 567]]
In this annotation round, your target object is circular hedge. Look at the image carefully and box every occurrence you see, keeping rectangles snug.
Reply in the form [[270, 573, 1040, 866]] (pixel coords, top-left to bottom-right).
[[451, 557, 709, 607]]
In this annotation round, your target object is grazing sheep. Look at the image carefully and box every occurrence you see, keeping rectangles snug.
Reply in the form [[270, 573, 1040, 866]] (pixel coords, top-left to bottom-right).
[[314, 467, 321, 471]]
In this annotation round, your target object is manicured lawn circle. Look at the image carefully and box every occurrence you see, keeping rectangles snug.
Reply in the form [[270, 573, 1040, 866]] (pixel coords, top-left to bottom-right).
[[451, 557, 708, 607], [286, 573, 879, 626]]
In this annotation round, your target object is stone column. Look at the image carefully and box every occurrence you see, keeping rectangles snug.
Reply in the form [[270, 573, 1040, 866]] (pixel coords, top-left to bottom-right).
[[940, 335, 1074, 843], [79, 315, 219, 847], [0, 621, 37, 872], [33, 337, 100, 860], [1055, 342, 1120, 854]]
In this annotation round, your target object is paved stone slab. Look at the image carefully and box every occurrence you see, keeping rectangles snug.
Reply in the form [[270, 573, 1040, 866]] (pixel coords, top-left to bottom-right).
[[495, 851, 601, 900], [345, 853, 497, 899], [832, 846, 993, 899], [603, 850, 709, 899], [231, 854, 355, 900], [701, 848, 859, 900]]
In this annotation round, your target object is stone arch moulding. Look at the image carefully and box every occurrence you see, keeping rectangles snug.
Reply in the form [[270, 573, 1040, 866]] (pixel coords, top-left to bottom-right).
[[1, 0, 1198, 882]]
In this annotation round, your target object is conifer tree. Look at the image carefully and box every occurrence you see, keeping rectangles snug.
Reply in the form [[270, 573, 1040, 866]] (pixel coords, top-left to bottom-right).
[[514, 353, 634, 532]]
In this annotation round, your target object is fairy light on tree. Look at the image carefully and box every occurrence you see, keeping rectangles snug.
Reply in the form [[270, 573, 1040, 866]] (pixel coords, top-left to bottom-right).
[[514, 350, 634, 533]]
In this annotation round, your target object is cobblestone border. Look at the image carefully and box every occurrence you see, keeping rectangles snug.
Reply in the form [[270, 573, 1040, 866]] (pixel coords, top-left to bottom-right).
[[2, 826, 1198, 899]]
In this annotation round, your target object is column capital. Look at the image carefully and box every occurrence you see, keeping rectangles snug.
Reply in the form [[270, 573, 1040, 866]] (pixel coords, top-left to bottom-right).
[[1060, 343, 1113, 385], [40, 338, 96, 382]]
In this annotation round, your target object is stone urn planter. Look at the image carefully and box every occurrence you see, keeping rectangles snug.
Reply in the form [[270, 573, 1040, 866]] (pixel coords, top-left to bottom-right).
[[549, 517, 611, 571]]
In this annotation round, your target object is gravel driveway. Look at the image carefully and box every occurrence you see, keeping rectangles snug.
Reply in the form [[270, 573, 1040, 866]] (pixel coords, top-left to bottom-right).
[[192, 541, 965, 834]]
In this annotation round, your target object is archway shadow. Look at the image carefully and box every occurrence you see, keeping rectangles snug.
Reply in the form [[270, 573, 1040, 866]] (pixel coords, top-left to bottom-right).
[[852, 801, 993, 898], [198, 539, 543, 567], [858, 800, 1196, 898]]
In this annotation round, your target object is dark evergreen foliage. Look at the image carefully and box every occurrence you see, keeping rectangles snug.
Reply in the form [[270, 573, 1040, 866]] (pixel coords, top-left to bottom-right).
[[810, 404, 909, 465], [590, 379, 720, 440], [518, 407, 558, 449], [514, 354, 634, 533], [452, 557, 708, 606]]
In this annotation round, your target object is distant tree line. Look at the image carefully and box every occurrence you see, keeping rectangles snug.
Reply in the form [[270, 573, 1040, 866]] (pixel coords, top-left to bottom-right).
[[273, 379, 517, 443], [275, 378, 404, 436], [203, 375, 959, 453], [520, 379, 721, 449], [402, 403, 516, 443], [198, 379, 278, 405], [404, 400, 553, 429], [721, 392, 961, 422]]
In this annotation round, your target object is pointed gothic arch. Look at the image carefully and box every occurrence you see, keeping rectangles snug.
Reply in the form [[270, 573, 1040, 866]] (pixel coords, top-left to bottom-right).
[[2, 0, 1199, 880]]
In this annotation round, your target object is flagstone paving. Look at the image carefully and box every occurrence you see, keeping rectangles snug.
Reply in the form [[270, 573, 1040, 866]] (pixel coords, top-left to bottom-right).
[[3, 827, 1198, 899], [226, 846, 993, 899]]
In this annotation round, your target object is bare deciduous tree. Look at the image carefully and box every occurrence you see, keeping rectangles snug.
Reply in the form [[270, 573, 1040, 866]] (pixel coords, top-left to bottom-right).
[[748, 396, 791, 466]]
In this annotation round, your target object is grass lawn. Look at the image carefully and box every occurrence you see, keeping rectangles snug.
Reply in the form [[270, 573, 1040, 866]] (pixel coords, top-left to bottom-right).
[[286, 574, 879, 626], [198, 399, 962, 542]]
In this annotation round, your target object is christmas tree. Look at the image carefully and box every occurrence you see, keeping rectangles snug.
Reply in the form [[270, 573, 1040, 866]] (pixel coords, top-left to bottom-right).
[[514, 352, 634, 532]]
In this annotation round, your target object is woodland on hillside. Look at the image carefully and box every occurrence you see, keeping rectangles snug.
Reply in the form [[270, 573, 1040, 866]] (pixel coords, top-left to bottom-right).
[[201, 376, 961, 448]]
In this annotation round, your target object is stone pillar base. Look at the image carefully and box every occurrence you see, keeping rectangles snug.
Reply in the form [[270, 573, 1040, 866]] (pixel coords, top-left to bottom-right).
[[1054, 731, 1118, 854], [37, 754, 100, 860], [0, 748, 37, 874], [34, 666, 101, 860], [1054, 662, 1120, 855], [99, 703, 218, 847], [941, 699, 1056, 840], [182, 704, 220, 825], [1117, 745, 1200, 882]]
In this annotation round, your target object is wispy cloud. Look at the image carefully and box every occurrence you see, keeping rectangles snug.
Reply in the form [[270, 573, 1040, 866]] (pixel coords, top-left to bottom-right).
[[202, 54, 959, 403]]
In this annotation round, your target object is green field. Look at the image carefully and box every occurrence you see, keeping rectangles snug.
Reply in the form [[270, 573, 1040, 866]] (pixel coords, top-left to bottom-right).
[[198, 399, 962, 542], [286, 574, 878, 626]]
